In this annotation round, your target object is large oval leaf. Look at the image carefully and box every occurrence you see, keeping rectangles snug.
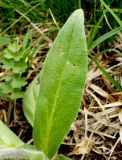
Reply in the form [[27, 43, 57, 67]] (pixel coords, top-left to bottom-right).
[[33, 9, 87, 159]]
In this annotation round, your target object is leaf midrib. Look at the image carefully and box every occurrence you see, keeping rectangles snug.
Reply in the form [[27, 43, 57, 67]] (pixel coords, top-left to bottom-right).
[[45, 21, 76, 152]]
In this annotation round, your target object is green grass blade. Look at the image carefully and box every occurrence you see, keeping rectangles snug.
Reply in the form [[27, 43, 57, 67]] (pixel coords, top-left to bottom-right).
[[90, 26, 122, 50], [100, 0, 122, 26], [93, 58, 122, 91], [0, 1, 44, 36], [33, 9, 87, 158], [22, 30, 32, 50], [88, 14, 104, 50]]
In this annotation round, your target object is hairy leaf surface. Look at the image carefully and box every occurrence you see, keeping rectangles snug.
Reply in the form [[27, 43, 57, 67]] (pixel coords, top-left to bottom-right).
[[34, 9, 87, 158]]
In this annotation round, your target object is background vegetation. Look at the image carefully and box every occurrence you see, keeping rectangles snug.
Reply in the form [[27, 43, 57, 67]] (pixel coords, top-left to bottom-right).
[[0, 0, 122, 159]]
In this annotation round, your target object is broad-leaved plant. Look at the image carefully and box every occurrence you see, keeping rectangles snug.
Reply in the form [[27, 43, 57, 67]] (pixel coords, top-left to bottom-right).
[[0, 9, 87, 160]]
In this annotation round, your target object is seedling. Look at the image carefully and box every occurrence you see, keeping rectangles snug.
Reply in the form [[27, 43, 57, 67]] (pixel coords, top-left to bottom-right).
[[0, 30, 41, 100], [0, 9, 87, 160], [0, 30, 42, 123], [0, 41, 28, 99]]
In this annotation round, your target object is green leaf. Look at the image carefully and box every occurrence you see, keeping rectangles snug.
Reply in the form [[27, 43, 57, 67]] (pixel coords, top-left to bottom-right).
[[0, 120, 23, 147], [3, 42, 29, 61], [11, 75, 27, 88], [0, 36, 11, 45], [8, 42, 21, 53], [23, 76, 40, 126], [18, 144, 49, 160], [0, 147, 47, 160], [33, 9, 87, 158], [10, 89, 24, 100], [13, 60, 28, 73], [3, 48, 15, 59], [55, 155, 71, 160], [2, 58, 13, 70], [0, 82, 11, 95], [2, 75, 12, 82]]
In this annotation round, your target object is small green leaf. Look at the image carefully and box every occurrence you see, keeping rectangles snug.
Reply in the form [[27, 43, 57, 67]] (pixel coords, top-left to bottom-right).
[[0, 120, 23, 147], [11, 75, 27, 88], [0, 82, 11, 95], [3, 48, 14, 59], [2, 75, 12, 82], [3, 48, 24, 61], [2, 58, 13, 70], [10, 89, 24, 99], [13, 61, 27, 73], [8, 42, 21, 53], [0, 36, 11, 45], [23, 76, 40, 126], [34, 9, 87, 158]]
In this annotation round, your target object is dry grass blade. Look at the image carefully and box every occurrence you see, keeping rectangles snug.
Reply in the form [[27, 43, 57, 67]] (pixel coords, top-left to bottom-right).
[[16, 10, 52, 46]]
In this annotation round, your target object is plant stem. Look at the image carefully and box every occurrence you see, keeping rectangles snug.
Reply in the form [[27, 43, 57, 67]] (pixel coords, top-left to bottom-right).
[[7, 99, 13, 125], [78, 0, 81, 8]]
